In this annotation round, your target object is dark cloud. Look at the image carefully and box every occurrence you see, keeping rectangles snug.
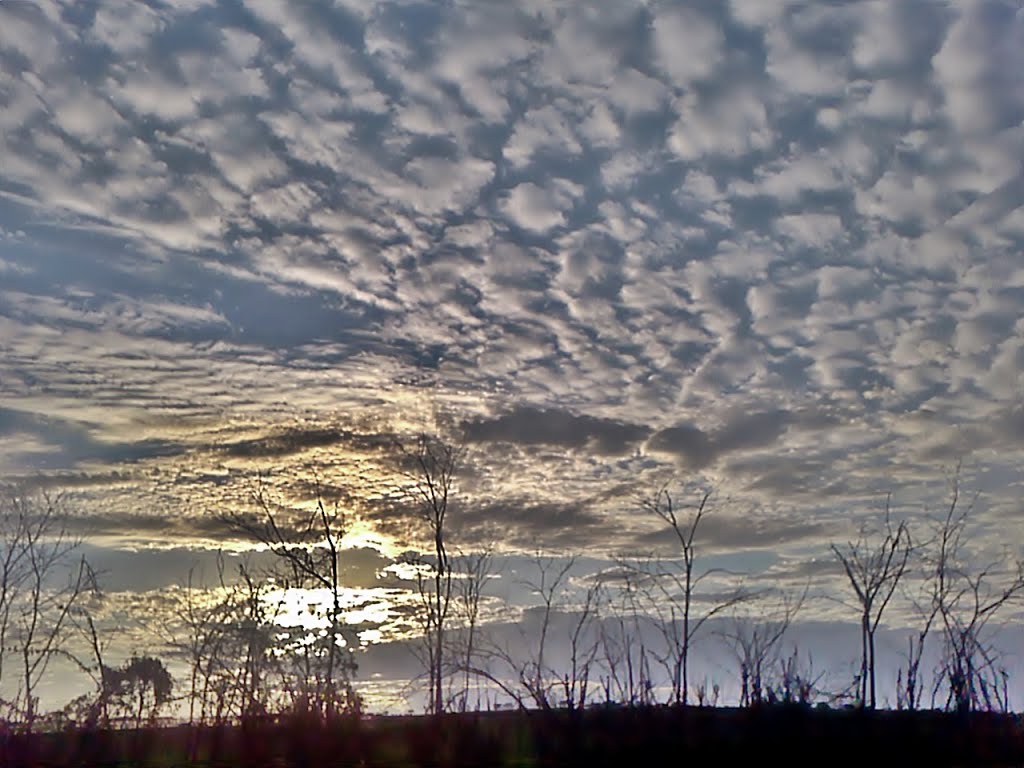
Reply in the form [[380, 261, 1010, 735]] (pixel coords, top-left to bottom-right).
[[995, 406, 1024, 447], [632, 511, 827, 553], [0, 407, 183, 470], [62, 510, 239, 544], [646, 424, 715, 468], [647, 410, 794, 468], [219, 427, 354, 458], [463, 406, 651, 456], [75, 542, 394, 593], [745, 461, 855, 499], [0, 469, 134, 491], [714, 409, 791, 454], [454, 497, 614, 549]]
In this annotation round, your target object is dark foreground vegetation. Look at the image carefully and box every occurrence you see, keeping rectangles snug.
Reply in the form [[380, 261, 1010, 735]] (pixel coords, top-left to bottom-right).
[[4, 705, 1024, 767]]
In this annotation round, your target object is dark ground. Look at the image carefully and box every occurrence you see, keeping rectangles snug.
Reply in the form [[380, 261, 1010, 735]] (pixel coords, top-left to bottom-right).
[[2, 705, 1023, 767]]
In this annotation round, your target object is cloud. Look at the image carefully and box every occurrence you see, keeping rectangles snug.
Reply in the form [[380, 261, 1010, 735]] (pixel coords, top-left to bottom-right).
[[216, 424, 399, 460], [2, 0, 1024, 685], [652, 6, 724, 86], [218, 427, 353, 459], [500, 182, 576, 233], [633, 509, 827, 553], [455, 498, 615, 550], [504, 106, 584, 170], [463, 406, 650, 456], [668, 86, 773, 160], [646, 424, 714, 468], [0, 406, 183, 473], [932, 0, 1024, 136], [645, 409, 797, 469]]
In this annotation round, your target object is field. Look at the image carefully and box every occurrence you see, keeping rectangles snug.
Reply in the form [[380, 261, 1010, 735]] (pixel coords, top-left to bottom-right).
[[2, 705, 1023, 767]]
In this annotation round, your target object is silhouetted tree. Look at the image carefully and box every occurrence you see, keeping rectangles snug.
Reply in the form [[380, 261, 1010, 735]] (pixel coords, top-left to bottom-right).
[[168, 556, 262, 726], [400, 435, 463, 715], [514, 554, 601, 710], [230, 559, 289, 719], [104, 655, 174, 728], [634, 485, 747, 705], [925, 472, 1024, 713], [722, 586, 805, 707], [0, 490, 90, 730], [521, 554, 576, 709], [559, 578, 602, 712], [467, 553, 602, 711], [599, 567, 655, 706], [64, 564, 111, 728], [452, 546, 495, 712], [766, 645, 821, 706], [222, 475, 359, 719], [896, 621, 934, 711], [830, 496, 911, 708], [177, 562, 223, 724]]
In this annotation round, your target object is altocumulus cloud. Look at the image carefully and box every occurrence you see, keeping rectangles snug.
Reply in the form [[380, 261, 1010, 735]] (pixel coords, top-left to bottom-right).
[[0, 0, 1021, 611]]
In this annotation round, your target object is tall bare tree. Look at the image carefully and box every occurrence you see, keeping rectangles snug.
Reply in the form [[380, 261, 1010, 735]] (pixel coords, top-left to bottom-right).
[[222, 475, 359, 720], [598, 568, 655, 706], [829, 496, 911, 709], [400, 434, 462, 715], [0, 491, 90, 730], [521, 554, 576, 709], [559, 579, 603, 712], [451, 547, 495, 712], [635, 485, 746, 705], [925, 472, 1024, 713]]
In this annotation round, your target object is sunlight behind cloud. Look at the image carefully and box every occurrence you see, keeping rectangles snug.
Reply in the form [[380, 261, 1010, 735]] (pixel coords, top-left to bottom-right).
[[269, 585, 418, 644]]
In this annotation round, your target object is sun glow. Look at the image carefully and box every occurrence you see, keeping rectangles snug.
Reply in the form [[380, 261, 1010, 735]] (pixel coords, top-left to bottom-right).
[[340, 517, 403, 559], [266, 585, 413, 644]]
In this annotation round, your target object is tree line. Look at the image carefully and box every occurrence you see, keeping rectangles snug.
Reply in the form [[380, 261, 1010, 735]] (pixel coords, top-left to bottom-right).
[[398, 444, 1024, 717], [0, 440, 1022, 731]]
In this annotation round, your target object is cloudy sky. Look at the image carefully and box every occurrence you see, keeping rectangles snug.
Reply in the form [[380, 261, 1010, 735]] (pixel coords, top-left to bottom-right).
[[2, 0, 1024, 710]]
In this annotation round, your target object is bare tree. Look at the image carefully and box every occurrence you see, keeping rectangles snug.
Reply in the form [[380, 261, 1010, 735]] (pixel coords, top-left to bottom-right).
[[513, 554, 601, 711], [207, 559, 300, 722], [766, 645, 822, 706], [925, 472, 1024, 713], [598, 568, 655, 706], [222, 475, 359, 720], [60, 561, 112, 729], [75, 614, 112, 727], [559, 579, 603, 712], [896, 619, 934, 711], [634, 485, 747, 705], [0, 491, 90, 730], [897, 536, 943, 712], [829, 496, 911, 709], [467, 554, 603, 712], [168, 555, 251, 726], [722, 586, 805, 707], [520, 554, 576, 709], [451, 547, 495, 712], [399, 434, 462, 715]]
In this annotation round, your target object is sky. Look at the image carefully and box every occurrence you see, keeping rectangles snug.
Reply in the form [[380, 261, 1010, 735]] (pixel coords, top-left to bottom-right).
[[1, 0, 1024, 712]]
